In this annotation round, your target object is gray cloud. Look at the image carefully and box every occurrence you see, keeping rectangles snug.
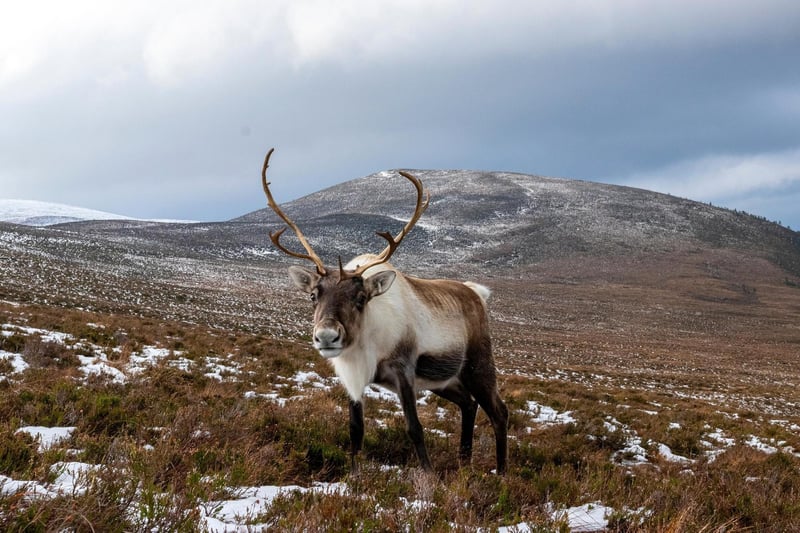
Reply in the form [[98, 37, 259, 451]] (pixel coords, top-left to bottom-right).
[[1, 1, 799, 229]]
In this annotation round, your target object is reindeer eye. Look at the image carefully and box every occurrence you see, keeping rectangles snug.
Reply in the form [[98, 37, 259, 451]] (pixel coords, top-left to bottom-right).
[[355, 293, 367, 310], [310, 292, 318, 304]]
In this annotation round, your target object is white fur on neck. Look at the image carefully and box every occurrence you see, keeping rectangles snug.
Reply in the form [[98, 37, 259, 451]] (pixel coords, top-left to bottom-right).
[[330, 255, 405, 401]]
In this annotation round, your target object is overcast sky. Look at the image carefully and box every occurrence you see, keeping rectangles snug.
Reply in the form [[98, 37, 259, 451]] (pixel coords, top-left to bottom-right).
[[2, 1, 799, 229]]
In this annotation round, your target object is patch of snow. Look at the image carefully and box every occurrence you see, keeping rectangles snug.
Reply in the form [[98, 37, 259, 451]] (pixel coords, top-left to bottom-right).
[[15, 426, 76, 452], [605, 417, 649, 466], [770, 419, 800, 432], [0, 199, 195, 226], [50, 462, 100, 496], [702, 427, 736, 462], [656, 443, 694, 464], [551, 501, 614, 532], [504, 500, 651, 533], [0, 199, 134, 226], [204, 356, 242, 381], [127, 346, 174, 374], [0, 461, 100, 502], [364, 384, 399, 403], [615, 437, 649, 466], [1, 324, 72, 344], [745, 435, 778, 454], [199, 482, 348, 532], [290, 370, 331, 389], [0, 350, 28, 374], [523, 401, 576, 426], [0, 475, 57, 500], [168, 357, 194, 372], [705, 428, 735, 448], [77, 354, 128, 384], [243, 390, 305, 407]]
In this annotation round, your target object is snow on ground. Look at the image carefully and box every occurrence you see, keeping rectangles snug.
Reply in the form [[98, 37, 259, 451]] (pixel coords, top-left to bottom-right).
[[742, 434, 799, 457], [0, 474, 59, 500], [203, 355, 243, 381], [0, 349, 28, 374], [0, 199, 134, 226], [199, 482, 348, 532], [127, 346, 174, 374], [522, 400, 576, 427], [1, 323, 73, 344], [290, 370, 331, 390], [3, 321, 799, 530], [363, 383, 401, 402], [499, 502, 614, 532], [604, 417, 649, 466], [15, 426, 76, 452], [702, 427, 738, 462], [552, 501, 615, 532], [0, 199, 195, 226], [76, 353, 128, 384], [0, 321, 246, 386], [656, 443, 694, 464], [50, 462, 102, 496]]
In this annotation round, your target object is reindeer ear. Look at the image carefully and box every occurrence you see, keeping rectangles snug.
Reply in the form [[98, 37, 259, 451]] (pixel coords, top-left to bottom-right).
[[365, 270, 396, 299], [288, 266, 321, 293]]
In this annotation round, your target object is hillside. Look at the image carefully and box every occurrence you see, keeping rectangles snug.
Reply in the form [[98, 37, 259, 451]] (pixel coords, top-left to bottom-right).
[[0, 199, 195, 227], [0, 199, 138, 226], [237, 169, 800, 275], [2, 170, 799, 322], [2, 170, 800, 530]]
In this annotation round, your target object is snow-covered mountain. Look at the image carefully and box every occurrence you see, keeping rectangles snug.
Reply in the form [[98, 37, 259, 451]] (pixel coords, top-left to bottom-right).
[[0, 199, 135, 226], [0, 199, 195, 226]]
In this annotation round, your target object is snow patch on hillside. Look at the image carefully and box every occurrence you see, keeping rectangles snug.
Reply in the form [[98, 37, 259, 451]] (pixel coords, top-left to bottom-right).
[[0, 199, 193, 226], [0, 199, 134, 226]]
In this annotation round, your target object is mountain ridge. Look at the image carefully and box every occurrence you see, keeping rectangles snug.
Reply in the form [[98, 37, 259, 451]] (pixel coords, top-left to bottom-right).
[[0, 199, 195, 227], [0, 199, 135, 226], [2, 170, 798, 278], [236, 169, 800, 275], [1, 168, 799, 336]]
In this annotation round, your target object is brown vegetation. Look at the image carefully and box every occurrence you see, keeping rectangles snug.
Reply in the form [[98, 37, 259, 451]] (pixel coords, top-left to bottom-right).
[[1, 239, 799, 531]]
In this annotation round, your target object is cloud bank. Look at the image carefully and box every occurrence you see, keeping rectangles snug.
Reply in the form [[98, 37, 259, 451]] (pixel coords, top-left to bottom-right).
[[1, 1, 799, 229]]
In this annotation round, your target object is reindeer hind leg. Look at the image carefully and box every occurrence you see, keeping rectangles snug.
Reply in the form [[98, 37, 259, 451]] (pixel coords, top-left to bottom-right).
[[432, 380, 478, 465], [462, 344, 509, 474]]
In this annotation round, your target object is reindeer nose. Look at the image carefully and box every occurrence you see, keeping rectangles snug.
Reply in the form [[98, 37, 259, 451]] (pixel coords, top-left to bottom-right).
[[313, 323, 344, 358], [314, 327, 341, 346]]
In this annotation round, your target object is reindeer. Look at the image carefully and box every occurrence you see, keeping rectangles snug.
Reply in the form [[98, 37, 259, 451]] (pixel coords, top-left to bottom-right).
[[261, 148, 508, 473]]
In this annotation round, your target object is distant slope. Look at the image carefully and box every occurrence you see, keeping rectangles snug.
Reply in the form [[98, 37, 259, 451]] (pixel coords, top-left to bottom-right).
[[2, 169, 798, 279], [0, 199, 195, 227], [235, 170, 800, 275], [2, 168, 799, 330], [0, 199, 135, 226]]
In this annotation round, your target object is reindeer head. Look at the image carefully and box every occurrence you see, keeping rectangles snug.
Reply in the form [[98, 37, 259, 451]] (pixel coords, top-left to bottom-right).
[[261, 148, 428, 358], [286, 263, 395, 357]]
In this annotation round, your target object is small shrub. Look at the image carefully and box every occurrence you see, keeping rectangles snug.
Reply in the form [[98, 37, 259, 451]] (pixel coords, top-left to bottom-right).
[[0, 428, 37, 477], [0, 357, 14, 374], [81, 392, 129, 436], [22, 338, 79, 369], [0, 332, 26, 353]]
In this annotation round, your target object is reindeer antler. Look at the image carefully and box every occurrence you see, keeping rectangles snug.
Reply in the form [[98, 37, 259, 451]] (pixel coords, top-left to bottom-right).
[[340, 170, 430, 279], [261, 148, 327, 275]]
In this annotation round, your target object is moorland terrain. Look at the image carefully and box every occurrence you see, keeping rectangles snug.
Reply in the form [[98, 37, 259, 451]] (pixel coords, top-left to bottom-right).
[[1, 170, 799, 531]]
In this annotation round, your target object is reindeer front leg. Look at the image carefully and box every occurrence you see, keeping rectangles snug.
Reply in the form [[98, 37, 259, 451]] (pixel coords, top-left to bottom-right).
[[394, 370, 433, 471], [349, 399, 364, 471]]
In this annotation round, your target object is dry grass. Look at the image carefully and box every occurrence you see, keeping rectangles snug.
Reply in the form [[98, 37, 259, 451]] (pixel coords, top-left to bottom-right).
[[1, 246, 799, 531]]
